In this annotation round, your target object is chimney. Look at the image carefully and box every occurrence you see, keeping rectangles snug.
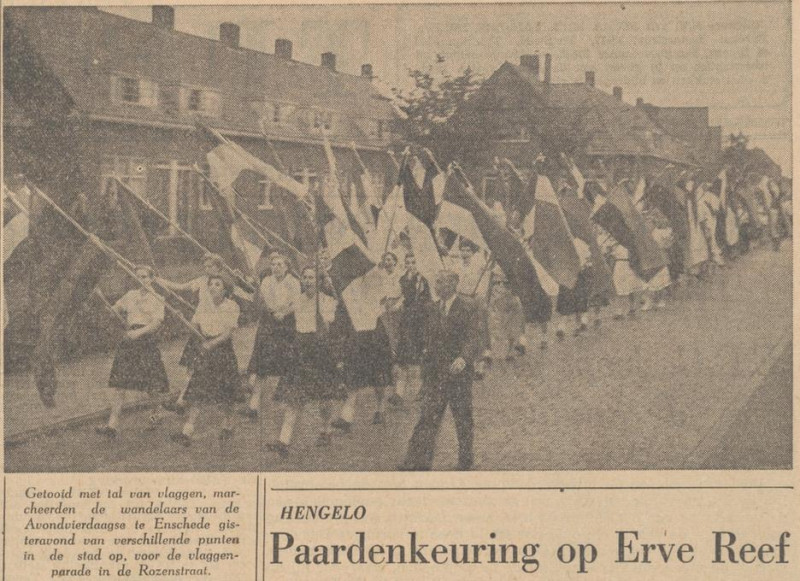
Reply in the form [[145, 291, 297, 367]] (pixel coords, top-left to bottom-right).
[[543, 53, 552, 84], [361, 64, 373, 79], [321, 52, 336, 72], [613, 86, 623, 100], [520, 54, 540, 78], [152, 6, 175, 30], [275, 38, 293, 59], [585, 71, 595, 87], [636, 97, 644, 107], [219, 23, 240, 48]]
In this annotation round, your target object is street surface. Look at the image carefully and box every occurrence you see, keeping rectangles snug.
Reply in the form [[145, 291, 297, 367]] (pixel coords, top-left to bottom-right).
[[4, 244, 792, 472]]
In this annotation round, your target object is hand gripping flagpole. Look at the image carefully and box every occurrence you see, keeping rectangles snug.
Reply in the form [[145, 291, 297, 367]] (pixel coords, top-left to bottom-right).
[[110, 176, 255, 293], [28, 184, 206, 340]]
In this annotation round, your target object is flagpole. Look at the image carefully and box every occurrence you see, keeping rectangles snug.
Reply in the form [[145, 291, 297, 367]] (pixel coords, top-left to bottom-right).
[[382, 148, 410, 255], [93, 288, 128, 326], [111, 176, 254, 292], [191, 165, 310, 263], [28, 184, 206, 340]]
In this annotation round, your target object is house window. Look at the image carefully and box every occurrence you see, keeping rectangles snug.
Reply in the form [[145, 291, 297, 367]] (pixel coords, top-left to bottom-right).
[[112, 76, 158, 107], [272, 103, 281, 123], [293, 170, 319, 198], [376, 120, 384, 139], [120, 78, 140, 103], [101, 156, 148, 198], [181, 88, 221, 117], [187, 89, 203, 111], [313, 110, 334, 131], [258, 179, 274, 210]]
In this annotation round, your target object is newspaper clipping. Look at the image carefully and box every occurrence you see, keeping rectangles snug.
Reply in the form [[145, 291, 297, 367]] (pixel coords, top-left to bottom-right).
[[2, 1, 796, 579]]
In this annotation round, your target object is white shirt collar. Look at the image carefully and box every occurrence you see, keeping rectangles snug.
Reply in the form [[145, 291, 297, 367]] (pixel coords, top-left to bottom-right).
[[440, 294, 457, 316]]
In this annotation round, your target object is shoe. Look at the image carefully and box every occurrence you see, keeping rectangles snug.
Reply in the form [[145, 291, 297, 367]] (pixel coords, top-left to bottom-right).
[[170, 433, 192, 447], [475, 371, 485, 381], [267, 441, 290, 459], [640, 302, 652, 312], [372, 411, 385, 425], [555, 329, 565, 341], [331, 418, 352, 434], [239, 408, 258, 420], [505, 354, 515, 362], [593, 318, 602, 329], [315, 432, 332, 447], [514, 344, 526, 356], [573, 324, 588, 337], [613, 313, 625, 321], [219, 428, 234, 442], [456, 461, 474, 471], [656, 300, 667, 309], [95, 425, 118, 439], [628, 310, 637, 319], [540, 340, 548, 351], [387, 394, 404, 407], [163, 400, 186, 415], [483, 356, 493, 368]]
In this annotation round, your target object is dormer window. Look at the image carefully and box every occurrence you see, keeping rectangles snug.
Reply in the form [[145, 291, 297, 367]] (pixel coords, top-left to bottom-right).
[[111, 75, 158, 107], [313, 109, 334, 131], [180, 87, 221, 117]]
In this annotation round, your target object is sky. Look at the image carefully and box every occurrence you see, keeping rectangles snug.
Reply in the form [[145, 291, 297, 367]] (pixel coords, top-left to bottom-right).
[[103, 2, 792, 174]]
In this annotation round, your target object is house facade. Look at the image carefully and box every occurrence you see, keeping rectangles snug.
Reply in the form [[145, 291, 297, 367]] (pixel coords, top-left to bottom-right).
[[447, 54, 697, 200], [4, 6, 400, 264]]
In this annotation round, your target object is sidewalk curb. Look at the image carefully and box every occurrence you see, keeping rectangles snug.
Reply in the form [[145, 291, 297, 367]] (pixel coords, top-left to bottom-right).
[[5, 398, 166, 447]]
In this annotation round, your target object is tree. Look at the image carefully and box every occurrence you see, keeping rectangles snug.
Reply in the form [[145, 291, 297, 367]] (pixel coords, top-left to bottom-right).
[[391, 56, 483, 155]]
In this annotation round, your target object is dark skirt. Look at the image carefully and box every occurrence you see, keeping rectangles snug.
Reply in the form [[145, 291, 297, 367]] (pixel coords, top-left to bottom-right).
[[274, 332, 346, 405], [108, 330, 169, 393], [396, 307, 426, 365], [342, 325, 394, 390], [183, 338, 240, 405], [246, 312, 295, 377], [178, 334, 201, 369], [556, 269, 591, 316]]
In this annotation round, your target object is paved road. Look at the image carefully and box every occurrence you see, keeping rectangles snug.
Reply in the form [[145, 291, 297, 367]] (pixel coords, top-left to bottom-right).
[[4, 244, 792, 472]]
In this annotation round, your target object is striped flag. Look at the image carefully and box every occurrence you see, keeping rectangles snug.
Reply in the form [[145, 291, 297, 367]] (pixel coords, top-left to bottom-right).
[[447, 165, 552, 324], [527, 173, 582, 289]]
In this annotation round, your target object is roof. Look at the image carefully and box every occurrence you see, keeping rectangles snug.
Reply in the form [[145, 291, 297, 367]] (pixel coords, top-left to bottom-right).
[[498, 62, 696, 165], [4, 7, 398, 148]]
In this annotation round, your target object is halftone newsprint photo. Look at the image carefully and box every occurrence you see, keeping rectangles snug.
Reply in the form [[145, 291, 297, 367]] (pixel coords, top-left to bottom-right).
[[1, 1, 797, 580]]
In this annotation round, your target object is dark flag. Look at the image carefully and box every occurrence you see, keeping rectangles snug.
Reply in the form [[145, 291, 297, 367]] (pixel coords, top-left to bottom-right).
[[447, 166, 552, 324], [591, 184, 667, 281], [558, 189, 614, 300], [399, 149, 439, 229]]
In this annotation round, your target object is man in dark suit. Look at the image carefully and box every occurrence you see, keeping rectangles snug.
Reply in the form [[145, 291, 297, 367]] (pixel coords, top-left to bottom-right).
[[399, 269, 483, 471]]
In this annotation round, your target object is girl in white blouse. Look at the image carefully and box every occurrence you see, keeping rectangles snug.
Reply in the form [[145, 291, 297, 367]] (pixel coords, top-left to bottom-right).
[[96, 265, 168, 439], [171, 275, 241, 446]]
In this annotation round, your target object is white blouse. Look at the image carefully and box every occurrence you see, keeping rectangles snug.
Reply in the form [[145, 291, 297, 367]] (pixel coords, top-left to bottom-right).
[[192, 298, 240, 338], [259, 273, 301, 316], [115, 289, 165, 328], [294, 292, 337, 333]]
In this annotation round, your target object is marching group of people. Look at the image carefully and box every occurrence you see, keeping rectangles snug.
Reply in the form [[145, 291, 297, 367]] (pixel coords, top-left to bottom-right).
[[93, 159, 791, 471]]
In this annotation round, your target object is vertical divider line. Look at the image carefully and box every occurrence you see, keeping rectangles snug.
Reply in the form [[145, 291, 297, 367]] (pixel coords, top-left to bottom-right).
[[254, 475, 259, 581]]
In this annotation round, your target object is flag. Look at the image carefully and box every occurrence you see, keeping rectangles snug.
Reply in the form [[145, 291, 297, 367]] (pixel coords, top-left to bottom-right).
[[3, 184, 30, 328], [205, 132, 307, 202], [645, 182, 689, 277], [500, 159, 532, 223], [322, 134, 369, 246], [592, 184, 667, 281], [399, 151, 439, 229], [435, 199, 489, 252], [340, 265, 388, 332], [558, 189, 614, 300], [527, 174, 582, 289], [311, 186, 375, 301], [204, 136, 311, 276], [447, 166, 552, 324], [632, 177, 646, 207]]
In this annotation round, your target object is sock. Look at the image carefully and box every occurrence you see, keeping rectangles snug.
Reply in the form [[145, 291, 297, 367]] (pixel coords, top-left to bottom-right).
[[339, 394, 357, 423]]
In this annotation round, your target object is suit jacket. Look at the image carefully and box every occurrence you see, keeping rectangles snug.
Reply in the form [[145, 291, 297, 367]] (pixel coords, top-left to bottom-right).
[[421, 295, 483, 387]]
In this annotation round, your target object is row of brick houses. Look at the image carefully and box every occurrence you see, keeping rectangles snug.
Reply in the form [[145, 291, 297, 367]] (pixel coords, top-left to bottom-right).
[[4, 7, 725, 254], [4, 5, 401, 263]]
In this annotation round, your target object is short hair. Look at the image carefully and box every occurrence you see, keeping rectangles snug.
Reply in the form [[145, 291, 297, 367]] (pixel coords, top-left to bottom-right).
[[207, 273, 233, 297], [404, 252, 416, 261], [382, 251, 398, 263], [203, 253, 225, 268], [301, 265, 316, 277]]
